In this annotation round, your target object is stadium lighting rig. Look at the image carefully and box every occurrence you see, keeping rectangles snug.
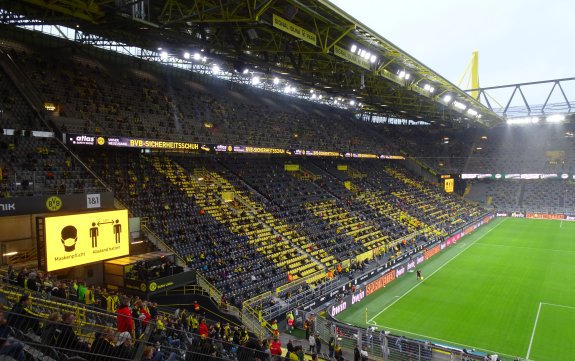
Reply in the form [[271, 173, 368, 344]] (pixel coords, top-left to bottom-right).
[[398, 70, 411, 80], [546, 114, 565, 123], [349, 44, 378, 63], [452, 101, 467, 110], [507, 114, 567, 125], [423, 84, 435, 93]]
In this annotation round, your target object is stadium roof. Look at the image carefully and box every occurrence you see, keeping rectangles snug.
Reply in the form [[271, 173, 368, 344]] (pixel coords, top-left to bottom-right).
[[0, 0, 504, 127]]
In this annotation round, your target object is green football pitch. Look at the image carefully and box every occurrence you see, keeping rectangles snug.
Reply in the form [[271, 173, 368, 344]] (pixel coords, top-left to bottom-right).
[[335, 217, 575, 361]]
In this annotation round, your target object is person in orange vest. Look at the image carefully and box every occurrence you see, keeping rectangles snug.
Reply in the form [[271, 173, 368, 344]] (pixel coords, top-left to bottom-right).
[[336, 264, 342, 274], [287, 274, 294, 282], [193, 300, 200, 313]]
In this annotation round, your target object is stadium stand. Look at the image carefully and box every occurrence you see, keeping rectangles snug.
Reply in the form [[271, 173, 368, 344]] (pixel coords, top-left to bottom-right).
[[0, 24, 547, 361]]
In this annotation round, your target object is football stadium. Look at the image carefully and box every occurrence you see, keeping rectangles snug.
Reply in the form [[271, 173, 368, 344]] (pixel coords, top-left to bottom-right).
[[0, 1, 573, 361]]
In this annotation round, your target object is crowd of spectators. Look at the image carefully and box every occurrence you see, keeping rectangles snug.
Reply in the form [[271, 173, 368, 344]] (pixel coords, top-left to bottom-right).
[[0, 273, 323, 361]]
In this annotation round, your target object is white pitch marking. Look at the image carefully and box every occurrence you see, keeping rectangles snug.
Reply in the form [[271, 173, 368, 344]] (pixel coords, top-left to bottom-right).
[[526, 302, 542, 361]]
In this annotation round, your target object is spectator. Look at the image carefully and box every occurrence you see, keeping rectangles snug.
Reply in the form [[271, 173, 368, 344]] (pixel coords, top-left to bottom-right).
[[90, 328, 116, 359], [0, 310, 25, 361], [142, 345, 177, 361], [314, 333, 322, 356], [54, 313, 90, 355], [40, 311, 62, 345], [334, 344, 343, 361], [328, 337, 336, 358], [114, 331, 135, 359], [7, 294, 40, 334], [270, 337, 282, 356], [295, 345, 305, 361], [360, 345, 369, 361], [308, 332, 316, 353], [116, 296, 134, 336], [198, 318, 209, 339]]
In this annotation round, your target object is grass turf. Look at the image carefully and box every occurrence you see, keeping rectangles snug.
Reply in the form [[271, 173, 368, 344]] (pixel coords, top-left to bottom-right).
[[335, 218, 575, 361]]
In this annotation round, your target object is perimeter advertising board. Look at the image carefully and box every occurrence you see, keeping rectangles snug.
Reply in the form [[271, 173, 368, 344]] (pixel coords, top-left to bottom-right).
[[44, 210, 130, 271]]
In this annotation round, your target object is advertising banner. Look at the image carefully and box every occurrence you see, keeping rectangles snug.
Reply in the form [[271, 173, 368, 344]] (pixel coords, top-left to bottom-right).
[[0, 193, 114, 217]]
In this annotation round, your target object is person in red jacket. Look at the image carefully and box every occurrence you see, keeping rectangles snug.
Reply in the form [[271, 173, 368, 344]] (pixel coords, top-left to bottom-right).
[[135, 300, 151, 329], [116, 296, 134, 336], [270, 338, 282, 356], [198, 318, 209, 339]]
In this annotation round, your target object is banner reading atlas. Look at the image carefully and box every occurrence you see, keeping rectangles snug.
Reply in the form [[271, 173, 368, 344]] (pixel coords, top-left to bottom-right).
[[44, 210, 129, 271]]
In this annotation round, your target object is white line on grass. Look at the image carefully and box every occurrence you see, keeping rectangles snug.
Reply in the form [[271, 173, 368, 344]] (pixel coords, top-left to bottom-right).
[[525, 302, 575, 360], [370, 323, 519, 360], [540, 302, 575, 309], [560, 220, 563, 228], [526, 302, 542, 361], [367, 219, 506, 323]]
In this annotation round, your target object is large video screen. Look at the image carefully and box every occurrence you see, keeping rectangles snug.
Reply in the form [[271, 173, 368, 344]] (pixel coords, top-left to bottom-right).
[[44, 209, 130, 271]]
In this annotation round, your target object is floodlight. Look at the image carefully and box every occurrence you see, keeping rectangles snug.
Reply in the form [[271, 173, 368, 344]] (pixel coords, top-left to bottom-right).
[[370, 55, 377, 63], [453, 101, 466, 110], [193, 53, 201, 60], [183, 52, 190, 60], [546, 114, 565, 123], [160, 51, 168, 60], [467, 108, 478, 116], [443, 95, 452, 103], [251, 76, 260, 85], [273, 77, 280, 85], [212, 64, 220, 74], [350, 100, 355, 106], [350, 44, 357, 53]]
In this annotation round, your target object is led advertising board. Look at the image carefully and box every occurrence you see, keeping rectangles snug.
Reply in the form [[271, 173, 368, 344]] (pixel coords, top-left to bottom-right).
[[44, 210, 129, 271]]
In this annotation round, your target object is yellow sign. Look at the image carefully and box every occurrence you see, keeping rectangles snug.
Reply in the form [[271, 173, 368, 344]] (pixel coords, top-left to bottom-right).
[[128, 139, 199, 150], [444, 178, 455, 193], [46, 196, 63, 212], [272, 14, 317, 46], [222, 191, 234, 202], [44, 209, 130, 271], [334, 45, 371, 70], [284, 164, 300, 171], [337, 165, 348, 171]]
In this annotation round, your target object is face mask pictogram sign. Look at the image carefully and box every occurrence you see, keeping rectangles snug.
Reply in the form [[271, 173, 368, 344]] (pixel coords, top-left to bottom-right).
[[45, 209, 130, 271]]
